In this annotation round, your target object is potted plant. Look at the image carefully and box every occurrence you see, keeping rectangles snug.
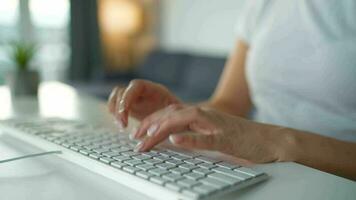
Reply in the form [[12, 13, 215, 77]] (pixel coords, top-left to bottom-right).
[[6, 41, 40, 97]]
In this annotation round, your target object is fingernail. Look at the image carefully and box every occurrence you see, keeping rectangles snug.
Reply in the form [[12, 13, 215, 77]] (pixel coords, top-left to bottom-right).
[[129, 127, 138, 140], [129, 133, 135, 140], [134, 141, 144, 152], [147, 124, 159, 137], [118, 100, 125, 113], [169, 135, 183, 144], [114, 120, 124, 130]]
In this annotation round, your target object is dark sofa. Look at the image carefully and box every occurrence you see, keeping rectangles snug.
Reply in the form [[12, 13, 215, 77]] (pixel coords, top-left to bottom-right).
[[72, 50, 226, 103]]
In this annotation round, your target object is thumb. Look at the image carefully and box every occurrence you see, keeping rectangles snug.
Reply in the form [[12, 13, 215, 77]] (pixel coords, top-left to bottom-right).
[[169, 132, 223, 151]]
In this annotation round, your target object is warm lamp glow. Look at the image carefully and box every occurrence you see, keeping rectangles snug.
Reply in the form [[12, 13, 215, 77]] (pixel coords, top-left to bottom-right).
[[99, 0, 143, 35]]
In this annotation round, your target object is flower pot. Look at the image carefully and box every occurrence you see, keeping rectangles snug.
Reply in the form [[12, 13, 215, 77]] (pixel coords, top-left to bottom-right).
[[7, 69, 40, 97]]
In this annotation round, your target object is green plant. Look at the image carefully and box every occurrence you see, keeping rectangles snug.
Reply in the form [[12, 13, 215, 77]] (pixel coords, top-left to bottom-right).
[[9, 41, 37, 71]]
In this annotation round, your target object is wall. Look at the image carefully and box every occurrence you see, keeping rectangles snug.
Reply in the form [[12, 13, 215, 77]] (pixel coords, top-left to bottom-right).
[[158, 0, 246, 57]]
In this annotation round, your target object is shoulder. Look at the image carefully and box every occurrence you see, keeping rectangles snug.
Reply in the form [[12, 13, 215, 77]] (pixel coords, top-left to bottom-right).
[[235, 0, 273, 44]]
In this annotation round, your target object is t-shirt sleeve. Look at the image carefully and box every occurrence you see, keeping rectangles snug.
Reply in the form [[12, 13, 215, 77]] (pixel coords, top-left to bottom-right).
[[235, 0, 269, 45]]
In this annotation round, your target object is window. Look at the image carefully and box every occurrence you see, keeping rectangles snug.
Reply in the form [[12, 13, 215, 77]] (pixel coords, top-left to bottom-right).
[[0, 0, 19, 65], [30, 0, 70, 81], [0, 0, 70, 82]]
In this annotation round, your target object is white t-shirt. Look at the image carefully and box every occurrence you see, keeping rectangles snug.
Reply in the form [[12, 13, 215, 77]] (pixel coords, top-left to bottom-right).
[[236, 0, 356, 142]]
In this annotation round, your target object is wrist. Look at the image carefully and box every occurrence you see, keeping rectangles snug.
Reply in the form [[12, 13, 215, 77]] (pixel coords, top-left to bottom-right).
[[271, 126, 300, 162]]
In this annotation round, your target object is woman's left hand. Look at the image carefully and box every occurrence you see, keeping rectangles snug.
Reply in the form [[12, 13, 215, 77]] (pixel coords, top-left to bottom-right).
[[132, 104, 283, 163]]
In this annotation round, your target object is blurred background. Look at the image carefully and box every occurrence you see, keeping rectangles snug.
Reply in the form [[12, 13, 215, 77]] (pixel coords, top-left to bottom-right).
[[0, 0, 246, 102]]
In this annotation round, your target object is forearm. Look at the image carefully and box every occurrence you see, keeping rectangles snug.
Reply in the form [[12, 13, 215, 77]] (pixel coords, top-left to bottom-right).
[[198, 100, 251, 118], [266, 124, 356, 180]]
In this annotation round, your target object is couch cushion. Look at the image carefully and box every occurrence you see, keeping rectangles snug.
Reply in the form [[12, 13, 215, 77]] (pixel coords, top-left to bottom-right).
[[138, 50, 190, 86], [180, 55, 226, 100]]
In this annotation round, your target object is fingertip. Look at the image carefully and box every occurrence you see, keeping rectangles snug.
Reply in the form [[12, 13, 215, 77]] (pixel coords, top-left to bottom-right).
[[134, 141, 144, 152], [118, 100, 126, 114], [169, 134, 184, 145], [114, 119, 124, 131]]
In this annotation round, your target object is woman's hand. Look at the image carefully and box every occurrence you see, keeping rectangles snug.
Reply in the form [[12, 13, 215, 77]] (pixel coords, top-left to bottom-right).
[[108, 79, 180, 128], [133, 104, 284, 163]]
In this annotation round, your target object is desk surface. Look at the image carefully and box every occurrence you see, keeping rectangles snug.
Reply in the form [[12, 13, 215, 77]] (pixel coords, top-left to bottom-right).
[[0, 82, 355, 200]]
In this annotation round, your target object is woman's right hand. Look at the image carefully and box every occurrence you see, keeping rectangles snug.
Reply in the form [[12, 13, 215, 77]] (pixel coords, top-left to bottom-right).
[[108, 79, 181, 129]]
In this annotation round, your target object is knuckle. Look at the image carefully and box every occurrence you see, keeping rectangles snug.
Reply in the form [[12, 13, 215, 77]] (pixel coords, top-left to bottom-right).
[[191, 136, 198, 146], [168, 103, 181, 111], [191, 106, 203, 116], [159, 118, 172, 131], [206, 135, 215, 146], [130, 79, 146, 87]]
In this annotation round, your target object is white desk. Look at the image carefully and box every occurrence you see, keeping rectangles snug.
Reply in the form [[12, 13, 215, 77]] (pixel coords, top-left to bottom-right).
[[0, 82, 355, 200]]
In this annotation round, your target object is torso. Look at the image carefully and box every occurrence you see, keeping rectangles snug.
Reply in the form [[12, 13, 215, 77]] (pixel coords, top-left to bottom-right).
[[245, 0, 356, 141]]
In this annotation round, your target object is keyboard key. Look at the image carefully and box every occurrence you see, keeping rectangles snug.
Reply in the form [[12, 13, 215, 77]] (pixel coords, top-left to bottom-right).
[[112, 155, 131, 162], [184, 158, 202, 165], [61, 142, 72, 148], [92, 147, 110, 154], [165, 182, 183, 192], [136, 163, 155, 171], [102, 151, 121, 157], [142, 151, 159, 157], [132, 154, 151, 161], [70, 145, 83, 151], [124, 159, 143, 167], [153, 155, 172, 161], [212, 167, 252, 180], [208, 172, 242, 185], [136, 171, 153, 179], [171, 154, 190, 160], [99, 156, 116, 164], [196, 156, 220, 164], [170, 167, 190, 175], [184, 172, 205, 180], [121, 151, 140, 156], [89, 153, 102, 159], [177, 178, 201, 187], [79, 149, 93, 155], [192, 168, 212, 175], [144, 159, 162, 165], [148, 168, 169, 176], [200, 177, 230, 189], [234, 167, 264, 177], [112, 146, 132, 153], [179, 164, 198, 170], [105, 143, 121, 150], [165, 159, 184, 165], [162, 173, 184, 182], [123, 166, 140, 174], [156, 163, 176, 170], [83, 144, 100, 150], [216, 161, 239, 169], [159, 151, 176, 157], [193, 184, 217, 195], [111, 161, 127, 169], [198, 162, 217, 169], [149, 176, 167, 185]]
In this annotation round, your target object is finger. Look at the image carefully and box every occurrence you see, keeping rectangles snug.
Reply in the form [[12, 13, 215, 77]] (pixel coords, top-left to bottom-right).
[[118, 80, 146, 127], [169, 133, 223, 150], [107, 87, 119, 114], [134, 104, 182, 139], [136, 107, 213, 152], [113, 88, 125, 128]]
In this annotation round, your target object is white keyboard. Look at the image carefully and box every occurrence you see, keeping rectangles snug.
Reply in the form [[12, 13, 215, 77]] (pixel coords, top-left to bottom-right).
[[0, 118, 268, 200]]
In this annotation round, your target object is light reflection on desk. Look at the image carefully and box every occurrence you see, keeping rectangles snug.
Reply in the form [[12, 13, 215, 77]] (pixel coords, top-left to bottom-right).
[[0, 82, 79, 119], [0, 86, 13, 119], [38, 82, 78, 119]]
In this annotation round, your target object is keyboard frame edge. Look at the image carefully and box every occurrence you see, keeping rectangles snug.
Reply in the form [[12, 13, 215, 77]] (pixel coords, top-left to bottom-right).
[[0, 122, 269, 200]]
